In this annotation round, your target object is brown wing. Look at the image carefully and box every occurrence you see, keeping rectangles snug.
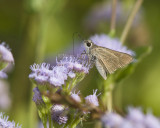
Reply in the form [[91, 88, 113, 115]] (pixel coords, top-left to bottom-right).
[[91, 46, 133, 74], [95, 59, 107, 80]]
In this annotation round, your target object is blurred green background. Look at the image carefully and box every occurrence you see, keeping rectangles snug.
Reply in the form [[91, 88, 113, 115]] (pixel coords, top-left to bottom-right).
[[0, 0, 160, 127]]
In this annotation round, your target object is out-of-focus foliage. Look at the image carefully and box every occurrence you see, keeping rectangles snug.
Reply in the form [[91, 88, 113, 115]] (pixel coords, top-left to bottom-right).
[[0, 0, 160, 128]]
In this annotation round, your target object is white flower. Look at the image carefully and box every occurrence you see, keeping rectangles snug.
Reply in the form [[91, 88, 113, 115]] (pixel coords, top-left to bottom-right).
[[85, 89, 99, 106], [0, 112, 21, 128], [0, 42, 14, 63], [71, 91, 81, 102]]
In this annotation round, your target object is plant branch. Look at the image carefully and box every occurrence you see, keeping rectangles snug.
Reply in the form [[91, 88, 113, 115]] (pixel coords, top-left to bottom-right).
[[110, 0, 117, 36], [120, 0, 143, 44]]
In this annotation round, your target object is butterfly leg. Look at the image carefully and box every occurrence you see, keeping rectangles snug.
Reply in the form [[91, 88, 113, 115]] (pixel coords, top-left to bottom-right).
[[80, 50, 88, 60], [88, 55, 96, 68]]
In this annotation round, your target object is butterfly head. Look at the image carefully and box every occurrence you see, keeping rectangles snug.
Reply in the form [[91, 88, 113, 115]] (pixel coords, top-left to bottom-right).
[[84, 40, 93, 53]]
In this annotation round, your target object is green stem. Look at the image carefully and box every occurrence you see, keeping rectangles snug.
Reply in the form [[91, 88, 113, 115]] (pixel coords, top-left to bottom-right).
[[64, 110, 75, 128], [109, 0, 117, 37], [106, 84, 114, 112], [69, 77, 78, 92], [70, 117, 81, 128], [42, 120, 47, 128], [48, 113, 52, 128], [52, 121, 59, 128], [101, 76, 114, 112], [64, 81, 71, 94], [120, 0, 143, 44]]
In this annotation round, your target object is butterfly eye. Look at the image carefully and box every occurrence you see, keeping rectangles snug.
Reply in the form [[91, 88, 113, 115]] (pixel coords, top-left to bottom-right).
[[87, 42, 91, 47]]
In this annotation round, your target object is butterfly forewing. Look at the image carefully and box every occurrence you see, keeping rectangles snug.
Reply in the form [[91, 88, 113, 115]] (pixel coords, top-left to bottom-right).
[[91, 46, 133, 74]]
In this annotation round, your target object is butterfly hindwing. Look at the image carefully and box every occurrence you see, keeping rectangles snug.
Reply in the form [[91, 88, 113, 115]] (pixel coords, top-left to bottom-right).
[[95, 59, 107, 80]]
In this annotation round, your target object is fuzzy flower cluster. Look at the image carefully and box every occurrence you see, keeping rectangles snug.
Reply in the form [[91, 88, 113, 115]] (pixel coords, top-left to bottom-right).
[[29, 55, 90, 87], [0, 42, 14, 63], [90, 34, 135, 56], [51, 104, 68, 125], [0, 112, 21, 128], [101, 107, 160, 128], [71, 89, 100, 107], [0, 43, 14, 79], [84, 1, 142, 30], [49, 90, 100, 125]]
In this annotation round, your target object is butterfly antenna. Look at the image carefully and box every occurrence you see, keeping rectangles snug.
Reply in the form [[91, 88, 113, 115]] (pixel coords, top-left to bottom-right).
[[72, 33, 76, 56], [77, 33, 84, 41]]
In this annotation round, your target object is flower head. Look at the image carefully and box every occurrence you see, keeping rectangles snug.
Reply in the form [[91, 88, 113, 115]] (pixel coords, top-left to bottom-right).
[[85, 89, 99, 107], [101, 107, 160, 128], [101, 112, 123, 128], [0, 112, 21, 128], [0, 42, 14, 63], [127, 107, 144, 123], [71, 91, 81, 103], [56, 55, 90, 74], [84, 1, 142, 31], [90, 34, 135, 56], [29, 55, 90, 87], [144, 112, 160, 128], [29, 63, 52, 85], [51, 104, 68, 125], [49, 66, 68, 86], [0, 71, 8, 79]]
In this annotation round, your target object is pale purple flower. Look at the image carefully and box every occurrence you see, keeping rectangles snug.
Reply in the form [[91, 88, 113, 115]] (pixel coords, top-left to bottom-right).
[[56, 55, 90, 74], [32, 87, 44, 106], [0, 112, 21, 128], [29, 63, 52, 85], [127, 107, 144, 123], [85, 89, 99, 106], [29, 63, 66, 87], [71, 91, 81, 103], [0, 42, 14, 63], [120, 120, 145, 128], [68, 71, 76, 78], [144, 112, 160, 128], [29, 55, 90, 87], [51, 104, 68, 125], [90, 34, 135, 56], [101, 107, 160, 128], [84, 1, 142, 31], [0, 71, 8, 79], [101, 112, 123, 128]]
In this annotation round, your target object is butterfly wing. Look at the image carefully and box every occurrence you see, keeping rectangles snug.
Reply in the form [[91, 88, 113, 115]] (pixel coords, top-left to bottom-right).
[[95, 59, 107, 80], [91, 46, 133, 74]]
